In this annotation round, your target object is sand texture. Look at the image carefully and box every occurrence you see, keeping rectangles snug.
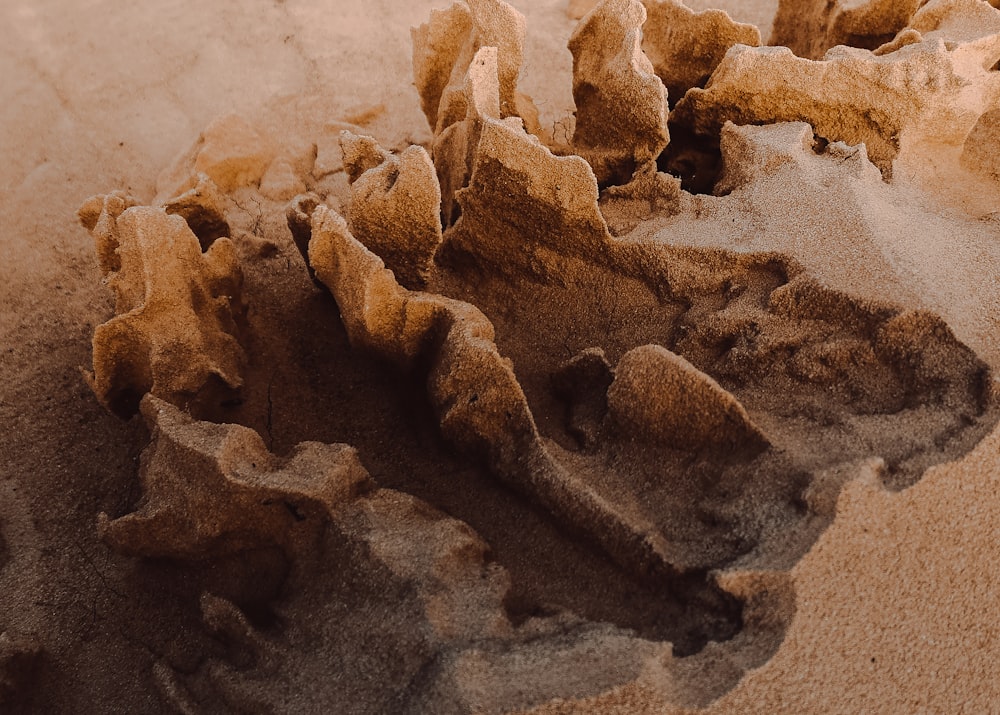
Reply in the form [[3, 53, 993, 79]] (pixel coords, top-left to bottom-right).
[[2, 0, 1000, 712]]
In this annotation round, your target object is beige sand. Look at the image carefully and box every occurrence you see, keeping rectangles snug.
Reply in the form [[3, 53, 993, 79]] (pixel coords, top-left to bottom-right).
[[2, 0, 999, 712]]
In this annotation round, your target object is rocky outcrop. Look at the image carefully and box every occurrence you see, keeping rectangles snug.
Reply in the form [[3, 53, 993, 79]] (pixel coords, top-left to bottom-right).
[[411, 0, 536, 136], [771, 0, 920, 59], [77, 193, 246, 417], [607, 344, 770, 453], [339, 131, 442, 288], [568, 0, 670, 185], [640, 0, 760, 105], [672, 17, 1000, 178]]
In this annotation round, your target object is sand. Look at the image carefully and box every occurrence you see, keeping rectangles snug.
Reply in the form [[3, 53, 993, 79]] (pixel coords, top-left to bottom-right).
[[2, 0, 999, 712]]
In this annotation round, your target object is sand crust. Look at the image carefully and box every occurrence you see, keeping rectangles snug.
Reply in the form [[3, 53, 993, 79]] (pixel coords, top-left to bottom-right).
[[2, 0, 1000, 712]]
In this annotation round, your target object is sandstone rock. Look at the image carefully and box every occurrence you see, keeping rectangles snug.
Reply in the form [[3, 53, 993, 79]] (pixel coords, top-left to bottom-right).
[[98, 396, 372, 559], [431, 45, 517, 226], [339, 131, 443, 287], [714, 121, 883, 195], [607, 344, 769, 452], [771, 0, 920, 59], [286, 192, 322, 275], [78, 192, 246, 417], [640, 0, 760, 105], [672, 29, 1000, 178], [568, 0, 670, 185], [412, 0, 532, 136], [308, 202, 676, 582], [442, 46, 614, 276], [161, 173, 230, 249]]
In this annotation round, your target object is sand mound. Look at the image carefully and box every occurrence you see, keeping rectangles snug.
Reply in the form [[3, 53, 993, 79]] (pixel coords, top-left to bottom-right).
[[4, 0, 1000, 711]]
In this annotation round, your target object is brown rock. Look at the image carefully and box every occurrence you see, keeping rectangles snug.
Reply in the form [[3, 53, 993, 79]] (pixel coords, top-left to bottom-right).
[[607, 343, 769, 452], [442, 46, 614, 277], [98, 396, 373, 559], [339, 131, 443, 288], [161, 173, 231, 249], [412, 0, 531, 135], [640, 0, 760, 104], [568, 0, 670, 185], [771, 0, 920, 60], [78, 193, 246, 417], [672, 27, 1000, 178]]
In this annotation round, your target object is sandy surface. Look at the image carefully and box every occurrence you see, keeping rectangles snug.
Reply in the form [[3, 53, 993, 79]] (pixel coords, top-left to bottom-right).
[[2, 0, 999, 712]]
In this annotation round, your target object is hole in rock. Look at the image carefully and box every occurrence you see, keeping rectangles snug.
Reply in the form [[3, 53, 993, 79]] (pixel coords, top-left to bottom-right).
[[811, 134, 830, 154], [164, 205, 231, 251], [657, 123, 722, 194]]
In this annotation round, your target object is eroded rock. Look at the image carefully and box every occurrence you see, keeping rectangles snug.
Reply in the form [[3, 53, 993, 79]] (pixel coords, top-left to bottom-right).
[[607, 344, 770, 453], [568, 0, 670, 185], [161, 173, 230, 249], [771, 0, 920, 59], [441, 46, 615, 276], [98, 396, 371, 558], [672, 26, 1000, 178], [77, 192, 246, 417], [340, 131, 443, 288], [411, 0, 535, 136], [640, 0, 761, 104], [308, 202, 679, 582]]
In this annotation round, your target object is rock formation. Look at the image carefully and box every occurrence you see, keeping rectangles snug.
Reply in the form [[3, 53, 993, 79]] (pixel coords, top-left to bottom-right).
[[640, 0, 761, 104], [411, 0, 536, 136], [98, 396, 372, 559], [606, 344, 770, 452], [672, 6, 1000, 178], [161, 173, 231, 249], [568, 0, 670, 185], [771, 0, 921, 59], [77, 192, 246, 417], [339, 131, 443, 288], [58, 0, 1000, 711]]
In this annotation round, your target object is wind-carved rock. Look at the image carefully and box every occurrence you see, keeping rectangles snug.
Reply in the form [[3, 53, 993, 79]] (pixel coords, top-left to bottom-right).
[[411, 0, 537, 137], [161, 173, 230, 249], [339, 131, 443, 288], [673, 2, 1000, 179], [429, 46, 528, 227], [308, 203, 677, 581], [771, 0, 921, 59], [98, 396, 371, 559], [77, 192, 246, 417], [640, 0, 761, 105], [441, 47, 615, 276], [607, 344, 770, 453], [103, 397, 526, 712], [568, 0, 670, 185]]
